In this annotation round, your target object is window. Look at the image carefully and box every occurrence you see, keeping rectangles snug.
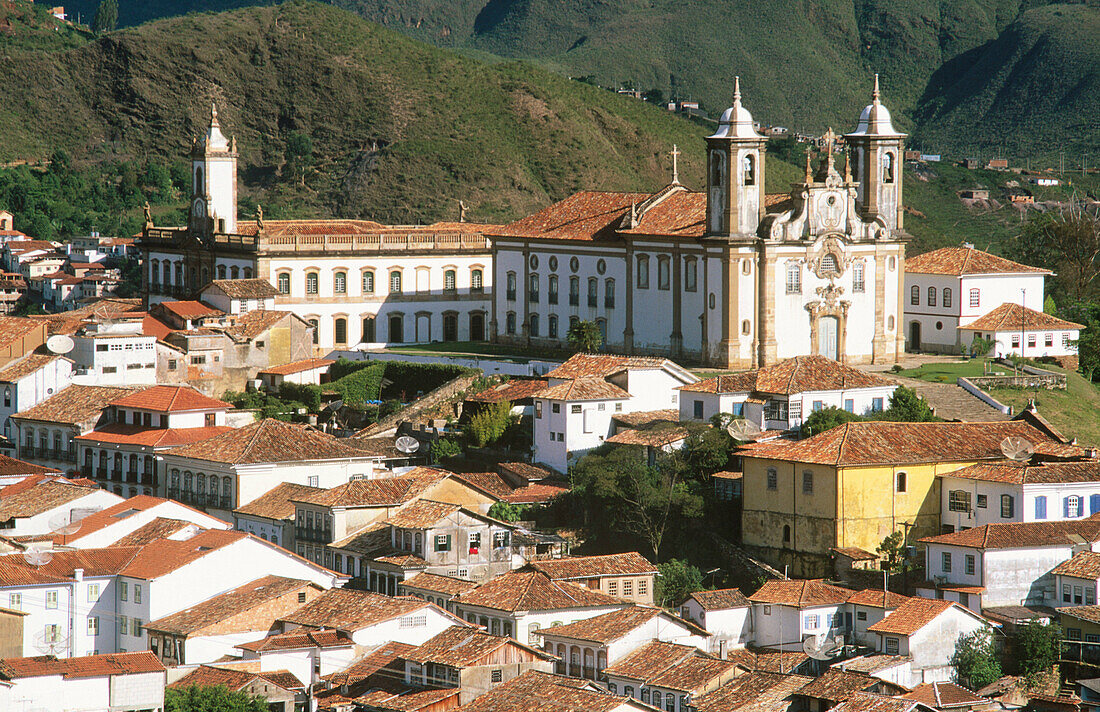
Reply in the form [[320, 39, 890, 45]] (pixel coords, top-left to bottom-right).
[[1068, 495, 1082, 518], [309, 318, 319, 345], [623, 581, 633, 596], [942, 552, 952, 572], [766, 468, 778, 490], [45, 623, 62, 643], [1035, 495, 1048, 520], [571, 404, 582, 414], [1011, 334, 1021, 349], [852, 261, 865, 292], [927, 286, 938, 307], [783, 525, 791, 543], [943, 288, 952, 308], [528, 274, 539, 303], [605, 279, 616, 308], [885, 637, 899, 654], [1045, 333, 1054, 347], [88, 617, 99, 636], [8, 594, 19, 610], [948, 490, 971, 512], [362, 270, 375, 293], [743, 153, 756, 185], [88, 583, 100, 601], [334, 271, 347, 294], [390, 270, 402, 293], [119, 617, 128, 635], [820, 253, 838, 273], [871, 397, 884, 412], [844, 399, 854, 412], [812, 400, 824, 412], [896, 472, 906, 493], [569, 276, 579, 306], [608, 581, 618, 596], [334, 318, 347, 344], [692, 400, 705, 420], [965, 555, 975, 575], [528, 622, 540, 644], [638, 579, 647, 596], [548, 315, 558, 339], [277, 273, 290, 294], [506, 312, 516, 335], [857, 611, 867, 621], [969, 289, 980, 307], [658, 257, 671, 290], [653, 691, 662, 707], [471, 269, 483, 292], [911, 285, 919, 305], [400, 615, 427, 629], [588, 278, 598, 307], [490, 669, 503, 684], [552, 404, 560, 414], [685, 260, 697, 292], [1001, 494, 1015, 519], [742, 319, 751, 335], [976, 494, 987, 508], [306, 272, 318, 295], [493, 531, 509, 548], [637, 255, 650, 289], [883, 152, 895, 183], [133, 619, 143, 637], [506, 272, 516, 301], [786, 263, 801, 294], [445, 269, 457, 292], [45, 590, 58, 609], [120, 581, 128, 601], [548, 275, 558, 304], [1064, 333, 1071, 349], [802, 470, 813, 494], [805, 614, 819, 629], [435, 534, 452, 552]]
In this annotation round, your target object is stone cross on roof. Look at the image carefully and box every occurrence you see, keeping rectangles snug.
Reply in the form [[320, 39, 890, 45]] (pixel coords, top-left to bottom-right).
[[670, 144, 681, 185]]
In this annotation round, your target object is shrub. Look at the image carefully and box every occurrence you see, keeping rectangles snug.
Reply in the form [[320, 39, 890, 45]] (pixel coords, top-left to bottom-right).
[[430, 437, 463, 464], [467, 401, 515, 447]]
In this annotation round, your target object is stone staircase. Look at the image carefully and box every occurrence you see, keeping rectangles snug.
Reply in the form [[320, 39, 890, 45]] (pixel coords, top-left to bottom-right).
[[891, 375, 1011, 422]]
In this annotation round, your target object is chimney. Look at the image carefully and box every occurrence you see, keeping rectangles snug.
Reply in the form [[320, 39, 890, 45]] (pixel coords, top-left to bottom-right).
[[718, 639, 727, 660], [74, 568, 84, 582]]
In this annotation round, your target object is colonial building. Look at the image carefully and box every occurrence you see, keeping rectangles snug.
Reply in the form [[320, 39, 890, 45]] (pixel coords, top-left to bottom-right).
[[491, 77, 907, 367], [140, 105, 497, 352]]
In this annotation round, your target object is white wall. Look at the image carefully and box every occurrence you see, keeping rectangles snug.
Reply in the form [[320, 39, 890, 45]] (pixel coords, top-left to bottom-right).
[[2, 670, 164, 712], [67, 501, 229, 550], [940, 477, 1100, 529], [1, 356, 73, 441], [680, 600, 751, 653], [11, 489, 122, 537]]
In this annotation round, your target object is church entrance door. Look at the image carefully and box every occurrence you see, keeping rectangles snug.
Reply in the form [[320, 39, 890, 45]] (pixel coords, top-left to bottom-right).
[[818, 316, 839, 360], [909, 321, 921, 351]]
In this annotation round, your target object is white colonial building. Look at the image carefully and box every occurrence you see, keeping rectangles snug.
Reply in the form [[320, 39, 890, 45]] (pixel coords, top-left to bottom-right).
[[140, 105, 496, 352], [491, 77, 907, 368], [958, 303, 1083, 361], [0, 352, 72, 444]]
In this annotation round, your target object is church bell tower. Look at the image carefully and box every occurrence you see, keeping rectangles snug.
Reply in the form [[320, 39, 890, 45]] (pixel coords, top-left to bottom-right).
[[190, 103, 239, 235], [706, 77, 767, 239], [845, 75, 906, 232]]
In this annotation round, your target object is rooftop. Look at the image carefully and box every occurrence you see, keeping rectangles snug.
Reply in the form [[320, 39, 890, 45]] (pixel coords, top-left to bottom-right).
[[258, 358, 335, 376], [686, 588, 751, 611], [0, 547, 140, 587], [603, 640, 715, 683], [112, 518, 197, 546], [846, 590, 912, 609], [233, 481, 325, 521], [293, 468, 453, 508], [279, 588, 434, 631], [546, 353, 673, 379], [827, 692, 933, 712], [959, 302, 1085, 333], [0, 651, 164, 680], [526, 552, 657, 580], [167, 665, 303, 692], [454, 570, 625, 613], [1051, 551, 1100, 579], [797, 668, 890, 703], [75, 424, 233, 448], [466, 378, 549, 403], [867, 598, 961, 636], [944, 460, 1100, 485], [905, 247, 1051, 276], [146, 575, 316, 635], [0, 353, 63, 384], [109, 385, 232, 413], [0, 316, 42, 350], [156, 301, 225, 321], [0, 455, 59, 477], [0, 478, 100, 519], [12, 384, 136, 426], [165, 419, 369, 465], [606, 425, 690, 447], [119, 529, 247, 580], [694, 670, 814, 712], [456, 670, 636, 712], [238, 629, 354, 653], [399, 572, 478, 597], [383, 499, 463, 529], [919, 518, 1100, 550], [205, 278, 278, 299], [748, 579, 853, 608], [533, 377, 631, 401], [681, 356, 895, 396], [404, 625, 551, 667], [903, 681, 990, 709]]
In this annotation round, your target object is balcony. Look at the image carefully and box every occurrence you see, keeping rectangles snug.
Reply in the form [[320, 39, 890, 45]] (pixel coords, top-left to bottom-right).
[[167, 488, 179, 500], [127, 470, 139, 483], [141, 473, 157, 486], [529, 291, 539, 304], [587, 295, 597, 308], [96, 467, 107, 479], [297, 527, 333, 544], [206, 493, 220, 508], [569, 294, 579, 307], [111, 469, 123, 482]]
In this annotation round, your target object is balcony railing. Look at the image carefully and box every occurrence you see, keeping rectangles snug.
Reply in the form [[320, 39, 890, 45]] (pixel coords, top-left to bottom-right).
[[167, 488, 179, 500], [297, 527, 333, 544]]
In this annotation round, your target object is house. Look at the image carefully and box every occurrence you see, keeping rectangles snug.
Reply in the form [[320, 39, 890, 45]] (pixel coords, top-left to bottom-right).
[[524, 552, 658, 605], [167, 665, 303, 712], [866, 598, 993, 686], [939, 458, 1100, 531], [457, 669, 654, 712], [69, 318, 162, 387], [901, 681, 997, 712], [958, 303, 1084, 365], [76, 385, 233, 499], [149, 300, 227, 330], [1051, 551, 1100, 607], [0, 271, 28, 314], [199, 278, 278, 315], [258, 357, 334, 390], [602, 640, 740, 712], [738, 416, 1069, 576], [0, 651, 166, 712], [451, 569, 630, 644], [530, 353, 698, 471], [0, 351, 72, 445], [692, 670, 814, 712], [828, 693, 938, 712], [903, 246, 1051, 354], [402, 625, 557, 703], [50, 495, 231, 549], [236, 629, 358, 683], [845, 590, 912, 647], [796, 668, 907, 711], [161, 418, 387, 519], [398, 572, 479, 612], [677, 356, 897, 430], [1058, 606, 1100, 650], [679, 588, 753, 655], [0, 475, 122, 536], [465, 377, 549, 419], [538, 605, 710, 679], [0, 453, 60, 486], [311, 641, 421, 711], [748, 579, 854, 651], [145, 575, 325, 666], [917, 518, 1100, 609], [233, 481, 325, 550], [0, 315, 48, 369]]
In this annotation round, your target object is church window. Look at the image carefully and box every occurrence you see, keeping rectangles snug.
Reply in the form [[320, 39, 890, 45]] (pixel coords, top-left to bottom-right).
[[216, 264, 226, 280], [195, 166, 203, 195], [766, 468, 777, 490], [597, 259, 607, 275], [230, 266, 239, 279], [470, 269, 483, 292], [362, 317, 376, 342], [150, 259, 159, 284], [334, 318, 347, 345], [710, 151, 723, 186], [548, 315, 558, 339], [969, 289, 980, 307], [782, 525, 791, 544], [883, 152, 895, 184], [888, 256, 896, 271], [506, 272, 516, 301], [742, 319, 751, 335], [910, 286, 919, 305], [820, 253, 838, 274], [658, 257, 671, 290], [277, 273, 290, 294], [637, 255, 650, 289], [743, 153, 756, 186], [928, 287, 937, 307], [852, 261, 865, 292], [445, 270, 457, 292], [243, 267, 253, 279], [888, 316, 895, 330], [308, 318, 319, 345], [334, 272, 347, 294], [684, 259, 697, 292], [743, 260, 752, 275], [506, 312, 516, 335], [362, 270, 375, 294], [605, 279, 615, 308], [163, 262, 171, 285], [569, 277, 580, 306], [548, 275, 559, 304], [588, 278, 598, 307], [174, 263, 183, 286], [306, 272, 318, 295], [943, 288, 952, 308], [896, 472, 907, 493], [390, 271, 403, 294], [785, 263, 801, 295], [529, 274, 539, 303], [529, 314, 540, 338]]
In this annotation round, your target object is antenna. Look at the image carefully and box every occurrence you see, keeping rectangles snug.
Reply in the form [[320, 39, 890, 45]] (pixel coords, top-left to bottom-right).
[[802, 632, 844, 660], [727, 419, 764, 441], [45, 335, 74, 355], [1000, 436, 1035, 462], [48, 512, 81, 537], [22, 544, 54, 567], [396, 436, 421, 454]]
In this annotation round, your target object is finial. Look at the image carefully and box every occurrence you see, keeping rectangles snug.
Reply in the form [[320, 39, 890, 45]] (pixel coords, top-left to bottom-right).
[[143, 201, 152, 228], [733, 75, 741, 103], [256, 204, 264, 230], [211, 102, 219, 125], [843, 148, 852, 183], [670, 144, 681, 185], [230, 136, 236, 152], [458, 200, 468, 223], [629, 201, 639, 228], [805, 151, 813, 184], [872, 74, 880, 103]]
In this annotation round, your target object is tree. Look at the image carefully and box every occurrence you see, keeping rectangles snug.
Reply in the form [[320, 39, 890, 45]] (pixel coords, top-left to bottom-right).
[[876, 531, 912, 575], [1012, 621, 1061, 678], [951, 629, 1002, 690], [969, 335, 995, 358], [284, 131, 314, 186], [1044, 295, 1058, 315], [567, 320, 603, 352], [429, 437, 463, 464], [880, 385, 939, 422], [166, 685, 268, 712], [801, 406, 864, 435], [488, 501, 526, 522], [1014, 201, 1100, 302], [1061, 301, 1100, 380], [656, 558, 704, 608], [92, 0, 118, 33], [467, 401, 514, 447]]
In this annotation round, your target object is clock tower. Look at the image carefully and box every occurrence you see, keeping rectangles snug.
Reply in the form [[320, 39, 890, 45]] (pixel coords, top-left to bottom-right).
[[190, 103, 238, 235]]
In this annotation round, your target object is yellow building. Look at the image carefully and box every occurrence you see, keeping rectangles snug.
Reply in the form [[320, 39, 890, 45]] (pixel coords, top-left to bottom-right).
[[738, 414, 1067, 577]]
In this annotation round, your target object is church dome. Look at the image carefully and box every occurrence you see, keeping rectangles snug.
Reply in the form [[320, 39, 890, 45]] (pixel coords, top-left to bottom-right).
[[848, 75, 904, 137], [709, 77, 764, 141]]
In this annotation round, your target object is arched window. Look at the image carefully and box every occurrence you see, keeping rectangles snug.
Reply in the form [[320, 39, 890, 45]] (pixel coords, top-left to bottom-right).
[[144, 456, 153, 476], [170, 469, 179, 488], [569, 276, 580, 306], [637, 255, 650, 289], [684, 259, 697, 292], [243, 267, 253, 279], [896, 472, 907, 493], [710, 151, 722, 186], [390, 270, 402, 294], [306, 272, 318, 295], [1067, 495, 1081, 518], [223, 476, 231, 497], [362, 316, 376, 343], [308, 318, 319, 345], [605, 279, 615, 308], [505, 272, 516, 301], [783, 525, 791, 544], [529, 314, 540, 338], [506, 312, 516, 335], [195, 166, 203, 195], [742, 319, 751, 335], [183, 471, 193, 492], [911, 285, 920, 305], [528, 274, 539, 302], [883, 152, 895, 183], [657, 256, 671, 290], [334, 271, 347, 294], [852, 261, 865, 292], [943, 288, 952, 308], [471, 269, 483, 292], [150, 259, 159, 284], [587, 278, 598, 307], [785, 263, 801, 294], [548, 275, 559, 304], [362, 270, 375, 294], [445, 269, 457, 292], [653, 692, 662, 708], [821, 253, 838, 273], [230, 266, 239, 280], [277, 273, 290, 294], [197, 474, 206, 494], [548, 315, 559, 339], [163, 262, 172, 284], [743, 153, 756, 185], [334, 318, 347, 345], [569, 315, 579, 331], [928, 287, 937, 307]]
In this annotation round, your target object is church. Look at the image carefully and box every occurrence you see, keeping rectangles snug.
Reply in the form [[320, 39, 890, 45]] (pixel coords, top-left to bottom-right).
[[489, 77, 908, 368]]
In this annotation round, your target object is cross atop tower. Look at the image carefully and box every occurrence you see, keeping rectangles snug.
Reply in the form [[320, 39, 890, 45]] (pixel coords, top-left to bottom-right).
[[670, 144, 681, 184], [822, 127, 837, 157]]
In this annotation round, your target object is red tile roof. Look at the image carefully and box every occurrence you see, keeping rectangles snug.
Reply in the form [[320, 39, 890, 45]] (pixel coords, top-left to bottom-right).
[[866, 598, 961, 635], [76, 424, 233, 448], [693, 670, 813, 712], [489, 191, 648, 242], [797, 668, 892, 703], [147, 575, 317, 635], [827, 692, 932, 712], [602, 640, 711, 681], [0, 547, 140, 586], [119, 529, 247, 580], [0, 478, 102, 519], [12, 384, 136, 425], [903, 681, 990, 709], [943, 459, 1100, 484], [233, 482, 325, 521], [166, 419, 368, 465], [748, 579, 853, 608], [527, 552, 657, 580], [0, 353, 63, 383], [606, 425, 689, 447], [466, 378, 549, 403], [501, 481, 570, 504], [258, 358, 335, 376], [681, 356, 896, 395], [112, 518, 196, 546], [546, 353, 671, 379], [539, 605, 708, 643], [958, 303, 1084, 332], [168, 665, 303, 692], [686, 588, 751, 611], [1050, 551, 1100, 579], [292, 468, 461, 508], [399, 572, 478, 597], [455, 570, 625, 612], [0, 316, 44, 349], [846, 590, 912, 609], [0, 651, 164, 680], [457, 670, 638, 712], [109, 385, 232, 412], [905, 247, 1050, 276], [405, 626, 552, 667], [918, 518, 1100, 550], [238, 629, 354, 652], [53, 495, 220, 546], [157, 301, 224, 320], [619, 189, 709, 238], [532, 377, 631, 401], [0, 455, 59, 477], [384, 499, 462, 529], [205, 278, 278, 299], [279, 589, 436, 631]]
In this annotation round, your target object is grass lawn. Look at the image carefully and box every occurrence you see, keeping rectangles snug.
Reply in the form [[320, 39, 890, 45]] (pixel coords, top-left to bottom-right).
[[895, 358, 996, 383], [988, 366, 1100, 446]]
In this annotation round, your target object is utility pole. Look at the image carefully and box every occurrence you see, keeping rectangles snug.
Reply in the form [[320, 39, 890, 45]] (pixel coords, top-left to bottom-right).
[[1060, 152, 1065, 175]]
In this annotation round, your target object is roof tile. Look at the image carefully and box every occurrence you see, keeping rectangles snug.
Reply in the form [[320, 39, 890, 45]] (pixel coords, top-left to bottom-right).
[[527, 552, 657, 580], [455, 570, 626, 612], [110, 385, 231, 412], [905, 247, 1050, 276], [0, 651, 164, 680], [959, 302, 1084, 332], [166, 419, 369, 465]]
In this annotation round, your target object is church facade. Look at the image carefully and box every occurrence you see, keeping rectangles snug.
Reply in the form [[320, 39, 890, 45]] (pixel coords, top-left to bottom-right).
[[490, 78, 908, 367]]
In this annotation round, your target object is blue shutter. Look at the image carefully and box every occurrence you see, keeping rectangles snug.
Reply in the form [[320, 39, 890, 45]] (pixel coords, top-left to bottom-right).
[[1091, 495, 1100, 516], [1035, 496, 1047, 520], [1065, 497, 1072, 518]]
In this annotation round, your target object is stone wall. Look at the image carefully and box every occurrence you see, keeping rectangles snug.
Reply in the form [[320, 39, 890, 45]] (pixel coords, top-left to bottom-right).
[[358, 372, 481, 437]]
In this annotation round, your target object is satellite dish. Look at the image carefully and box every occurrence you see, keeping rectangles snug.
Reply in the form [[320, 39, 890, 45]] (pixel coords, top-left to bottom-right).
[[45, 335, 74, 355], [727, 418, 764, 441], [33, 627, 69, 655], [395, 436, 421, 454], [1000, 436, 1035, 462], [22, 544, 54, 567], [803, 632, 844, 660], [48, 512, 81, 536]]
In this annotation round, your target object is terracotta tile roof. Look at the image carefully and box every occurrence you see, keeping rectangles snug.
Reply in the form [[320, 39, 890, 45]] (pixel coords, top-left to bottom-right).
[[498, 461, 557, 482], [489, 191, 648, 242], [905, 247, 1050, 276], [959, 302, 1084, 332], [603, 640, 712, 681], [903, 681, 989, 709], [52, 495, 216, 546], [831, 547, 880, 562], [406, 625, 551, 667], [0, 547, 140, 586], [466, 378, 549, 403], [0, 353, 62, 383], [76, 424, 233, 448], [681, 356, 896, 395], [239, 218, 493, 239], [0, 316, 42, 349], [648, 655, 739, 693], [619, 189, 708, 238], [222, 310, 296, 341], [112, 518, 196, 546], [501, 481, 569, 504], [611, 409, 681, 428], [206, 278, 278, 299], [384, 499, 462, 529], [258, 358, 335, 376], [540, 605, 708, 643], [527, 552, 657, 580], [399, 572, 478, 597], [168, 665, 303, 692], [748, 579, 853, 608], [0, 478, 102, 518], [322, 641, 417, 686], [455, 570, 626, 612], [981, 605, 1054, 625], [835, 654, 912, 675], [165, 419, 368, 465], [0, 455, 59, 477], [606, 425, 689, 447], [738, 420, 1057, 467], [829, 692, 934, 712], [797, 668, 890, 702], [110, 385, 231, 413], [371, 552, 430, 569], [346, 686, 459, 712], [944, 460, 1100, 484], [711, 470, 743, 481], [0, 651, 164, 680], [451, 472, 514, 499], [687, 588, 751, 610], [238, 629, 354, 652], [293, 468, 452, 508], [1034, 442, 1100, 460], [724, 647, 812, 675], [120, 529, 247, 580], [846, 590, 912, 609], [233, 482, 325, 521], [344, 435, 406, 459], [1051, 551, 1100, 579], [867, 598, 960, 635], [142, 314, 174, 340], [279, 589, 432, 631], [1057, 605, 1100, 624], [157, 301, 224, 320], [546, 353, 671, 379], [919, 518, 1100, 550], [147, 575, 316, 635], [694, 670, 813, 712], [533, 377, 631, 401], [458, 670, 637, 712], [12, 384, 136, 425]]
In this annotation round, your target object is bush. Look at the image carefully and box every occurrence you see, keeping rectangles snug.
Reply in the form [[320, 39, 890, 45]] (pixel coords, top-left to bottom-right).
[[430, 437, 463, 464], [488, 501, 527, 522], [656, 559, 704, 608], [952, 629, 1002, 690], [278, 382, 322, 412], [468, 401, 515, 447]]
